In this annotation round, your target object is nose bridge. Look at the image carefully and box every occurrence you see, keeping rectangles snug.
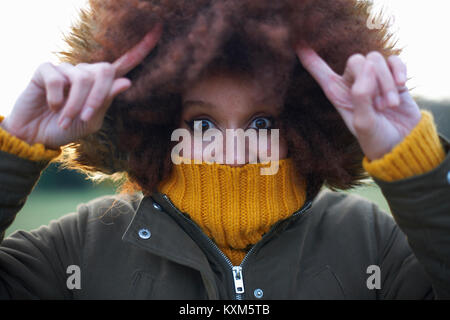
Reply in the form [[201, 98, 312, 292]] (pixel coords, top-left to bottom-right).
[[224, 130, 244, 167], [223, 127, 259, 166], [222, 117, 242, 131], [198, 126, 259, 166]]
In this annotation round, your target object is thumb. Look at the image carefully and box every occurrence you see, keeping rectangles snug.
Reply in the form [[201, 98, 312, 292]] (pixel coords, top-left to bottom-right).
[[89, 78, 132, 128], [110, 78, 132, 99], [99, 78, 132, 114]]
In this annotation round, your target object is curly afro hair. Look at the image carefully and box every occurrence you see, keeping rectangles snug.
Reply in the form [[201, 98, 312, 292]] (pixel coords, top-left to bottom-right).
[[57, 0, 399, 199]]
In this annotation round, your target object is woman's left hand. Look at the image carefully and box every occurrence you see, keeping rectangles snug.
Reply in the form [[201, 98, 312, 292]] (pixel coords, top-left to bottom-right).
[[296, 45, 422, 161]]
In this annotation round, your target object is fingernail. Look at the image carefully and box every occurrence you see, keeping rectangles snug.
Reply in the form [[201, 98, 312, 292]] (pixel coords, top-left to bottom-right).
[[81, 107, 94, 122], [387, 92, 400, 107], [60, 117, 72, 130]]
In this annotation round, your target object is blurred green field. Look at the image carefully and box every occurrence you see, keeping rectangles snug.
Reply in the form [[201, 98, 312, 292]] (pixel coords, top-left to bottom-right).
[[5, 186, 117, 237], [5, 179, 390, 238]]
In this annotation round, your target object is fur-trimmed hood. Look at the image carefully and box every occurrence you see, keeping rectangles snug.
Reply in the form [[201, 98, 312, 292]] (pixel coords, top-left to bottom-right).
[[57, 0, 399, 197]]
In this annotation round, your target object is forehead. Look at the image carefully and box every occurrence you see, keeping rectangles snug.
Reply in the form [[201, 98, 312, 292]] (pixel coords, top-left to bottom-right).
[[182, 70, 283, 109]]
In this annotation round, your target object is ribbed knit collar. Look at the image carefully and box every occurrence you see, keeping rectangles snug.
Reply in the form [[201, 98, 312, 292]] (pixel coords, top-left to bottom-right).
[[157, 158, 307, 265]]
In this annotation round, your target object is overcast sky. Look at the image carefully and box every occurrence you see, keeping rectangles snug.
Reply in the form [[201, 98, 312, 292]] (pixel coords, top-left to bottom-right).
[[0, 0, 449, 116]]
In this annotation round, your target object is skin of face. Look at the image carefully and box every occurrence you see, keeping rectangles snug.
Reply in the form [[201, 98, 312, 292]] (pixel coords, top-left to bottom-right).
[[180, 70, 288, 166]]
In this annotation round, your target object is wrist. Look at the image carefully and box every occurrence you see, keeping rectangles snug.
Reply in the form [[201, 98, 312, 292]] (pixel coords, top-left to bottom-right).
[[0, 116, 37, 146], [363, 110, 445, 182], [0, 116, 61, 161]]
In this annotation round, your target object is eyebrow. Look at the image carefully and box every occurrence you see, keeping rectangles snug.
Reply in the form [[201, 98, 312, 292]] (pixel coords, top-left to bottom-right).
[[183, 99, 282, 113], [182, 100, 217, 109]]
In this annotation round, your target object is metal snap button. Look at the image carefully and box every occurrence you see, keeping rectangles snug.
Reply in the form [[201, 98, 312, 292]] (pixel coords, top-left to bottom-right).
[[138, 228, 151, 240], [153, 202, 162, 211], [254, 288, 264, 299]]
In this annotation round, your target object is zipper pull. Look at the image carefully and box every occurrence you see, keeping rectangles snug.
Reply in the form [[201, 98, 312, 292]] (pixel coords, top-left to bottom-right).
[[232, 266, 245, 295]]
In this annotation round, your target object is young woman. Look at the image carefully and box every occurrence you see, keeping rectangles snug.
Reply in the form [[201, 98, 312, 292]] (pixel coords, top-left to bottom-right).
[[0, 0, 449, 299]]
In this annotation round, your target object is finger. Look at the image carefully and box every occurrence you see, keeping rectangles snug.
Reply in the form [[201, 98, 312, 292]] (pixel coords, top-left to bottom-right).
[[79, 63, 116, 122], [34, 62, 69, 112], [351, 60, 378, 136], [342, 54, 365, 84], [374, 94, 385, 111], [57, 63, 95, 129], [373, 84, 385, 111], [296, 44, 340, 91], [387, 55, 407, 87], [113, 23, 163, 78], [367, 52, 399, 109]]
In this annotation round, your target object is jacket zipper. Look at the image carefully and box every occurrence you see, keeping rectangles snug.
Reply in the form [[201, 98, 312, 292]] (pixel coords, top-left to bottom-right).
[[161, 193, 312, 300]]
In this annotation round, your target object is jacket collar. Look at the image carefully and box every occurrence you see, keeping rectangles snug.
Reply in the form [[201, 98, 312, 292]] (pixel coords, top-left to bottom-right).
[[121, 193, 212, 274], [122, 189, 315, 270]]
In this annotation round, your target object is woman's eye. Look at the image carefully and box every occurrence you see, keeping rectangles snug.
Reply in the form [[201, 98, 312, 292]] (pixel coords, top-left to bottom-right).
[[249, 117, 274, 130], [186, 119, 216, 131]]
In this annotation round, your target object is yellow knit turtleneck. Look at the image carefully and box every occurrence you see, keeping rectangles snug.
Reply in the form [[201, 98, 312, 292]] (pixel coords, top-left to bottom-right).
[[158, 158, 307, 265]]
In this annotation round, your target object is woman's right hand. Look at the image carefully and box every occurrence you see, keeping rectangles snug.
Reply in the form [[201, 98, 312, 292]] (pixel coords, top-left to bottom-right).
[[0, 24, 163, 150]]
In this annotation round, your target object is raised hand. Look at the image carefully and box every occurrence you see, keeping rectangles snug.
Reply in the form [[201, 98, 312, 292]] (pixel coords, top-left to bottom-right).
[[296, 44, 422, 161], [1, 24, 163, 150]]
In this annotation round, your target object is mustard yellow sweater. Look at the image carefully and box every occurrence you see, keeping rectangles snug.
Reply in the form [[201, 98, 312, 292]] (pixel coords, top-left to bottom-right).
[[0, 111, 446, 265]]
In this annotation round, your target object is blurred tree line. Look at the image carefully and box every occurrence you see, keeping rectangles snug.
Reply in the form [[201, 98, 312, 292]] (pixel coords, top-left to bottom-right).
[[35, 163, 118, 192], [415, 96, 450, 140], [36, 96, 449, 190]]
